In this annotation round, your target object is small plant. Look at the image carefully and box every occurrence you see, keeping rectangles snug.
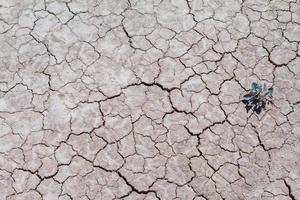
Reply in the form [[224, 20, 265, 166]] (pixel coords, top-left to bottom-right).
[[242, 82, 273, 114]]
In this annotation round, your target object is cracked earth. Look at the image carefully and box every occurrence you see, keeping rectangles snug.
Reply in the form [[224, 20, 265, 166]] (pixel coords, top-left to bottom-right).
[[0, 0, 300, 199]]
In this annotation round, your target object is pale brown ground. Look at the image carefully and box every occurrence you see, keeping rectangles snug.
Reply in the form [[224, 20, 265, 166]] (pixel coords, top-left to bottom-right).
[[0, 0, 300, 199]]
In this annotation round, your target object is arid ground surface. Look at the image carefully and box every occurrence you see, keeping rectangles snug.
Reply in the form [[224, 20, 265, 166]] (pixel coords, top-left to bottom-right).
[[0, 0, 300, 199]]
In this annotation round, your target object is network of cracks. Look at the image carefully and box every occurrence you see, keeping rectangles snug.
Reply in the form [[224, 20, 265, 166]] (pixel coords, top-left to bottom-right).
[[0, 0, 300, 199]]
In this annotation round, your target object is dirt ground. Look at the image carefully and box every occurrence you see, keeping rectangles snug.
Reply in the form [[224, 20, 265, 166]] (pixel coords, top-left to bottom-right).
[[0, 0, 300, 199]]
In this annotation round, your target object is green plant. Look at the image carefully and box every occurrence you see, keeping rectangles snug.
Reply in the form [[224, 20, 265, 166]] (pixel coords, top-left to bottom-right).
[[242, 82, 273, 114]]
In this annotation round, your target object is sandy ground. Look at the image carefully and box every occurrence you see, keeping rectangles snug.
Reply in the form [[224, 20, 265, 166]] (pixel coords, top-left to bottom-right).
[[0, 0, 300, 199]]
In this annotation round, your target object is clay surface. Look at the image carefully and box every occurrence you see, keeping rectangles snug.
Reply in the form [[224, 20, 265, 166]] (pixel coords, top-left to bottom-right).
[[0, 0, 300, 199]]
